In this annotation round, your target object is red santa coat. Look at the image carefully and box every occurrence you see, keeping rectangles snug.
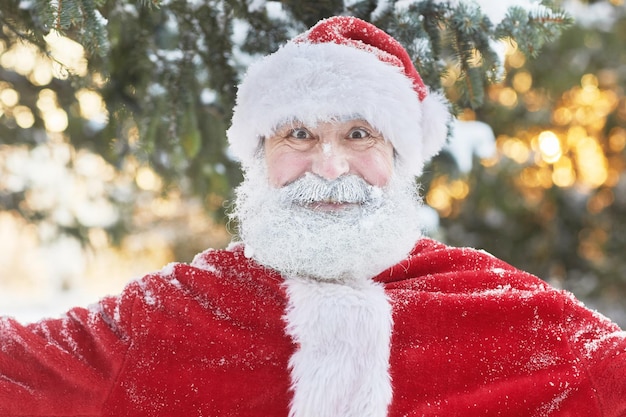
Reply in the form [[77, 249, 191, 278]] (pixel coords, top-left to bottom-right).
[[0, 238, 625, 416]]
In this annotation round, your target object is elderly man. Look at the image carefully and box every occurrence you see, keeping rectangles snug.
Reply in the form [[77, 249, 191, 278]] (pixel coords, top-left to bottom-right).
[[1, 16, 625, 417]]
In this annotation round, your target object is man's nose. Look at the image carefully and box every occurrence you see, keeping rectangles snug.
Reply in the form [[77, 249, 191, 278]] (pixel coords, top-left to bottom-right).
[[310, 143, 350, 181]]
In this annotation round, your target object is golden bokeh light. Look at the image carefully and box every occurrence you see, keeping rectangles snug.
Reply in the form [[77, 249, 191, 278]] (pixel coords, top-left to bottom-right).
[[499, 135, 530, 164], [498, 87, 518, 107], [13, 106, 35, 129], [426, 177, 470, 217], [0, 88, 19, 107], [43, 108, 69, 133], [519, 166, 553, 189], [136, 166, 163, 191], [150, 197, 181, 218], [30, 61, 54, 86], [581, 73, 598, 88], [587, 188, 614, 214], [578, 227, 608, 263], [552, 107, 573, 125], [506, 47, 526, 69], [574, 136, 608, 188], [449, 180, 470, 200], [552, 157, 576, 188], [609, 128, 626, 152], [566, 126, 586, 147], [512, 71, 532, 94], [0, 43, 38, 76], [537, 131, 562, 164], [37, 89, 59, 113], [76, 89, 108, 121]]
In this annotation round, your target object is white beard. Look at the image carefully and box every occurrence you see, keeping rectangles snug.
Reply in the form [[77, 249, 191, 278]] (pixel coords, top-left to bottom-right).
[[230, 162, 424, 283]]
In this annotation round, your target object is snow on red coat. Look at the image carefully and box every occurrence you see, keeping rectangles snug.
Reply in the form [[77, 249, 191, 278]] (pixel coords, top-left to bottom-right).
[[1, 238, 625, 416]]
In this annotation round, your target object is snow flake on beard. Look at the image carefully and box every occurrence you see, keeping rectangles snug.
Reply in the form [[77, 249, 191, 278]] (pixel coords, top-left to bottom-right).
[[230, 158, 424, 283]]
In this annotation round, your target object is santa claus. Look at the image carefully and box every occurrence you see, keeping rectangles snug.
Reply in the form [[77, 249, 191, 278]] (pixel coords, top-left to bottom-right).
[[0, 16, 624, 417]]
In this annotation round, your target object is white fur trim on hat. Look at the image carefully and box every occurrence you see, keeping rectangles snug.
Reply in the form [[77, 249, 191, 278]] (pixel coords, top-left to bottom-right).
[[227, 17, 450, 177]]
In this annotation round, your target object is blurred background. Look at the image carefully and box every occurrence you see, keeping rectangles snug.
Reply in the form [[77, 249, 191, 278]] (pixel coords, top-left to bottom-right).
[[0, 0, 625, 325]]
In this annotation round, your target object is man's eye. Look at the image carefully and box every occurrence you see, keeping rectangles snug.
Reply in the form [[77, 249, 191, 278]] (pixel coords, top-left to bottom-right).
[[289, 128, 311, 139], [348, 128, 371, 139]]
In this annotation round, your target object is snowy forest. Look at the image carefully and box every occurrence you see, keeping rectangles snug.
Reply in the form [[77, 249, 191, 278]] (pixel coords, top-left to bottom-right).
[[0, 0, 625, 325]]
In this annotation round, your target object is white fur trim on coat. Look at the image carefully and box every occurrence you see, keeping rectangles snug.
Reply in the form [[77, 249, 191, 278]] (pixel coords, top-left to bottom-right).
[[283, 277, 393, 417]]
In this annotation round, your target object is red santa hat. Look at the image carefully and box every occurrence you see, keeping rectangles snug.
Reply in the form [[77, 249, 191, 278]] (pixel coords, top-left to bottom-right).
[[227, 16, 450, 177]]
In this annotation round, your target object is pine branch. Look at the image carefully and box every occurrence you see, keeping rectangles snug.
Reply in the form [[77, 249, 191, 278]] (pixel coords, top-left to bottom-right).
[[495, 6, 573, 58], [414, 0, 448, 58], [445, 3, 492, 108]]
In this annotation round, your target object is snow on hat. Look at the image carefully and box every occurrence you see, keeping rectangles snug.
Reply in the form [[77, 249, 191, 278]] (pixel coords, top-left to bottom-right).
[[227, 16, 450, 177]]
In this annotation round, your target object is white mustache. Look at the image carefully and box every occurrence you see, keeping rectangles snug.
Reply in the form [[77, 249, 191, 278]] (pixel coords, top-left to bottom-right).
[[280, 174, 377, 205]]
